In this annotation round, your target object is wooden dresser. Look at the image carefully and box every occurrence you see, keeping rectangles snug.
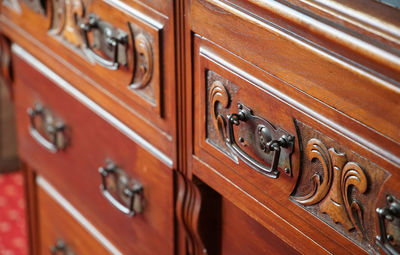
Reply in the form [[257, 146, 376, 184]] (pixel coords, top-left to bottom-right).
[[0, 0, 399, 254]]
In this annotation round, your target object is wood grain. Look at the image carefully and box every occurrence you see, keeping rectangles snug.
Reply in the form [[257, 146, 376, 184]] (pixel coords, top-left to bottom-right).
[[37, 185, 110, 255], [13, 53, 174, 255]]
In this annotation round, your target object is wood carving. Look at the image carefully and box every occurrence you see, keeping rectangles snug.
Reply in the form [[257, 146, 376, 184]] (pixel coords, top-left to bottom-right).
[[130, 33, 153, 90], [292, 120, 390, 252], [206, 71, 238, 160], [176, 173, 207, 255], [50, 0, 84, 46], [209, 80, 229, 141], [294, 138, 367, 234]]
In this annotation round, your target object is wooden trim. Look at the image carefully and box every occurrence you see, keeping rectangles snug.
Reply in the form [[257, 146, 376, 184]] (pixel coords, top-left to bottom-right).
[[207, 0, 400, 84]]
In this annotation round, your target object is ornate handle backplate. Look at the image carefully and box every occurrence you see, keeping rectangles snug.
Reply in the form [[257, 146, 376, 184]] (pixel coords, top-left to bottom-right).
[[80, 14, 128, 70], [27, 103, 68, 153], [226, 104, 294, 179], [99, 160, 144, 217], [376, 194, 400, 255]]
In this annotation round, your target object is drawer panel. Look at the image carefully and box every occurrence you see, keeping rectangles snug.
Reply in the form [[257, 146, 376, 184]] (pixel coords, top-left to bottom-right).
[[37, 180, 112, 255], [13, 48, 173, 255], [1, 0, 176, 155], [189, 0, 400, 146], [191, 35, 400, 254]]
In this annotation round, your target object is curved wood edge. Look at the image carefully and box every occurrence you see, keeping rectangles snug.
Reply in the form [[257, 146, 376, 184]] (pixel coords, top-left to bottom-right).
[[176, 172, 207, 255]]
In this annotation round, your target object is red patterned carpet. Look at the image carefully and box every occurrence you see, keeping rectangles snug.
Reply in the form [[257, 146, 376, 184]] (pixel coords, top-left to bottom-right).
[[0, 171, 28, 255]]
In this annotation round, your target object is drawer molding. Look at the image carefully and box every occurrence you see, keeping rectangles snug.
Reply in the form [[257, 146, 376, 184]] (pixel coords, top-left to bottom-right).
[[37, 176, 123, 255], [12, 43, 173, 167]]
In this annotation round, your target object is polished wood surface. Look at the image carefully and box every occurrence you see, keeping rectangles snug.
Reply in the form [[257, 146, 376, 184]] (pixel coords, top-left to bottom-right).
[[1, 0, 399, 254], [0, 0, 177, 161], [37, 185, 110, 255], [12, 53, 174, 255]]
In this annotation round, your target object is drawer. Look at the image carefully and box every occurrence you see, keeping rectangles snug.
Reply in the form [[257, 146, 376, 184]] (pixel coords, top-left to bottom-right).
[[36, 179, 112, 255], [190, 35, 400, 254], [1, 0, 176, 157], [13, 46, 173, 255], [189, 0, 400, 147]]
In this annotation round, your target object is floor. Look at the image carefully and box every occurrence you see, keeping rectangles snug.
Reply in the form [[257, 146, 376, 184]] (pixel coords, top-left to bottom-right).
[[0, 171, 28, 255]]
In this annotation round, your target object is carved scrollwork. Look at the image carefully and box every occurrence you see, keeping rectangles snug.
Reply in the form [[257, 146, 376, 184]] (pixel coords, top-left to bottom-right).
[[292, 120, 390, 253], [176, 173, 207, 255], [49, 0, 85, 46], [209, 80, 230, 141], [294, 138, 367, 235], [130, 33, 153, 89]]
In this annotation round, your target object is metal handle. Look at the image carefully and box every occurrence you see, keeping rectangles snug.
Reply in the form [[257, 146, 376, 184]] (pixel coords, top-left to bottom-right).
[[226, 105, 293, 179], [50, 239, 69, 255], [27, 103, 67, 153], [376, 194, 400, 255], [80, 14, 128, 70], [99, 161, 143, 217]]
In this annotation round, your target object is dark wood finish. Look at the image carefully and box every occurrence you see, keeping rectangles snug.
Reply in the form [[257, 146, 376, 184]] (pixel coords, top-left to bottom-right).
[[1, 0, 400, 254], [0, 34, 18, 172], [37, 185, 110, 255], [13, 53, 174, 255]]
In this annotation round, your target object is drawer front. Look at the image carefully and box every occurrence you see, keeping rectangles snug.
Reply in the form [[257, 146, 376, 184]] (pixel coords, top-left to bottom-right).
[[37, 181, 112, 255], [1, 0, 176, 156], [13, 47, 173, 255], [188, 0, 400, 150], [191, 35, 400, 254]]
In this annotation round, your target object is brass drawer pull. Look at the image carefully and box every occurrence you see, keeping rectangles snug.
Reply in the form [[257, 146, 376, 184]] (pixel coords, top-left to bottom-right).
[[50, 239, 70, 255], [80, 14, 128, 70], [226, 104, 294, 179], [99, 161, 144, 217], [27, 103, 67, 153], [376, 194, 400, 255]]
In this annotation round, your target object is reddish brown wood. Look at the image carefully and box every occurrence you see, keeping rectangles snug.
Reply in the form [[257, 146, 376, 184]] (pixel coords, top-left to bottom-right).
[[22, 163, 39, 255], [2, 0, 400, 254], [219, 196, 299, 255], [37, 185, 110, 255], [13, 54, 174, 255], [0, 0, 177, 162]]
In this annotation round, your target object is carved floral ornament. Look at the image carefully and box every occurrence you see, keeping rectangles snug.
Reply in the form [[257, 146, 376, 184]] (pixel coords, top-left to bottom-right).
[[293, 138, 368, 236], [206, 73, 392, 252]]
